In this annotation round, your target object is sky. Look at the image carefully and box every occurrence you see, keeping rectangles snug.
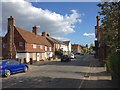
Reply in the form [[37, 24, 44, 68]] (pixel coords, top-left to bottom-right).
[[1, 0, 101, 46]]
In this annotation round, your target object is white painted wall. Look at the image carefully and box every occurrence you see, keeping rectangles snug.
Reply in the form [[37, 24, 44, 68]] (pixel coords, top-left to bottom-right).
[[26, 53, 29, 62], [68, 42, 71, 53], [16, 52, 40, 63], [60, 44, 68, 51], [45, 52, 53, 59], [60, 42, 71, 55], [16, 53, 29, 63], [44, 52, 46, 59], [37, 53, 40, 61], [16, 52, 53, 62]]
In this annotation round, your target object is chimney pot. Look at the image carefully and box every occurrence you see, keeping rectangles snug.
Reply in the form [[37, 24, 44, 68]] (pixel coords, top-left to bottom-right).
[[96, 16, 100, 27], [8, 16, 16, 27], [42, 32, 47, 37], [32, 25, 38, 35]]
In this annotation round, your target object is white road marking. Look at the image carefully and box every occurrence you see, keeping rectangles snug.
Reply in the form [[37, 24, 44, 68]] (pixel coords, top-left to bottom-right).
[[78, 62, 92, 89]]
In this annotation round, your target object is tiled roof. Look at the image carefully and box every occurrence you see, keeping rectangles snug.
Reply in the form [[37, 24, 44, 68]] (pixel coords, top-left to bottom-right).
[[15, 26, 52, 47], [46, 36, 65, 45], [46, 36, 58, 44], [50, 37, 65, 45], [72, 44, 85, 48]]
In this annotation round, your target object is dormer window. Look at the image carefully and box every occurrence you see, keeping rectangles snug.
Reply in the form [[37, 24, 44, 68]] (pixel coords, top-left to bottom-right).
[[19, 42, 23, 47], [33, 44, 37, 48]]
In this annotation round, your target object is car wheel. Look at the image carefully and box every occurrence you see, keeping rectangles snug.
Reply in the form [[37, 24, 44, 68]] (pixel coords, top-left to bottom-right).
[[5, 70, 11, 77], [69, 59, 71, 61], [24, 66, 28, 72]]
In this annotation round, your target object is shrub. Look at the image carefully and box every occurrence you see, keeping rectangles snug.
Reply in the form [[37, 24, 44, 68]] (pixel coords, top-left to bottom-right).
[[52, 55, 57, 60], [55, 49, 63, 56], [107, 51, 120, 76]]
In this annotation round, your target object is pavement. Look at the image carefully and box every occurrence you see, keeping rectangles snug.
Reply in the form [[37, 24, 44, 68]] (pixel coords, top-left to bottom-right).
[[79, 55, 118, 88], [32, 60, 52, 65]]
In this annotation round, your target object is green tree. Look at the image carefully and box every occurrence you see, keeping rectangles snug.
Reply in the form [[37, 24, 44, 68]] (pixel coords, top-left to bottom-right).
[[97, 2, 120, 76], [89, 43, 94, 52], [55, 49, 63, 56], [85, 44, 88, 48], [97, 2, 120, 52], [85, 44, 88, 53]]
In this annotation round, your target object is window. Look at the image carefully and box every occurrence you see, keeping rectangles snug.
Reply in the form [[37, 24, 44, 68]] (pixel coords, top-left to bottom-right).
[[6, 60, 20, 65], [49, 47, 52, 51], [33, 44, 37, 48], [45, 46, 47, 51], [6, 61, 13, 65], [13, 60, 20, 65], [3, 43, 6, 48], [40, 45, 43, 49], [19, 42, 23, 47]]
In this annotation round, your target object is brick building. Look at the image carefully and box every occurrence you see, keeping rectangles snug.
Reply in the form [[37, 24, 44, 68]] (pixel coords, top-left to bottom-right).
[[71, 44, 82, 54], [94, 16, 108, 63], [2, 16, 53, 63], [42, 32, 71, 55]]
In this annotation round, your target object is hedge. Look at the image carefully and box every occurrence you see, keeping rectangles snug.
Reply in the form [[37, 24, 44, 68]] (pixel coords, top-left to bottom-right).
[[107, 51, 120, 76]]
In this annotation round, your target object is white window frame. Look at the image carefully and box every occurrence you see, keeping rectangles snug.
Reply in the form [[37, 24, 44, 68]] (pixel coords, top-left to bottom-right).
[[45, 46, 47, 51], [49, 47, 52, 51], [33, 44, 37, 48], [19, 42, 23, 47], [40, 45, 43, 49]]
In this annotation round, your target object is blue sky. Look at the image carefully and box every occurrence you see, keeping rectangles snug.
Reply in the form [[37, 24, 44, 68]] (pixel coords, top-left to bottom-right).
[[2, 1, 101, 46], [32, 2, 100, 46]]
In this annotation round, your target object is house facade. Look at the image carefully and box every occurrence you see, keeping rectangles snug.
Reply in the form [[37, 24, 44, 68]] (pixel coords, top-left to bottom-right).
[[63, 41, 71, 55], [71, 44, 82, 54], [94, 16, 108, 63], [2, 16, 53, 63], [42, 32, 61, 52], [42, 32, 71, 55]]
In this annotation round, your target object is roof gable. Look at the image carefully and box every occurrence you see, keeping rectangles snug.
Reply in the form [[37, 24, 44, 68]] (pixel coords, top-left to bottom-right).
[[63, 41, 70, 45], [46, 36, 59, 44], [15, 26, 52, 46], [50, 37, 65, 45]]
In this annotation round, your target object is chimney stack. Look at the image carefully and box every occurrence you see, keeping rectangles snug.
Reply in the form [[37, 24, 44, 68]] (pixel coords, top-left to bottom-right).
[[7, 16, 16, 59], [42, 32, 47, 37], [32, 25, 38, 35], [96, 16, 100, 27], [8, 16, 16, 30]]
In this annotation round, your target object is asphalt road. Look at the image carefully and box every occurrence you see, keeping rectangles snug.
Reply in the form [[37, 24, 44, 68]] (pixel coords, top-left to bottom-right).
[[2, 54, 117, 89]]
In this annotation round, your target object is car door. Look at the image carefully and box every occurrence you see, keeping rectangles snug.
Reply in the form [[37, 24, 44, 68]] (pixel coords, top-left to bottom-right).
[[12, 60, 24, 72], [6, 61, 17, 73]]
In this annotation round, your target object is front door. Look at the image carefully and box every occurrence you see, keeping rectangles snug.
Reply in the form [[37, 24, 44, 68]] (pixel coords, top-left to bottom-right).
[[37, 53, 40, 61]]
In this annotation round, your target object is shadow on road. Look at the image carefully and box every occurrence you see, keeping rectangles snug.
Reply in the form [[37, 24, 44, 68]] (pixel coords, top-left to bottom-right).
[[2, 76, 118, 88], [32, 55, 103, 67]]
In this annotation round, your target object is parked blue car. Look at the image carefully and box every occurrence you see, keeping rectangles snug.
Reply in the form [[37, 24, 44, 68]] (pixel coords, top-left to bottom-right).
[[0, 60, 29, 77]]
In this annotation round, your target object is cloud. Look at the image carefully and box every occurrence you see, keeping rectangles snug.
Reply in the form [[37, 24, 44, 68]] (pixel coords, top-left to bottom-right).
[[83, 32, 95, 37], [2, 0, 82, 37], [53, 36, 70, 41]]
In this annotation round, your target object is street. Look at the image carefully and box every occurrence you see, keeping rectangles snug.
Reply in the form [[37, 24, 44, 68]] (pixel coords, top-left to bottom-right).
[[2, 55, 117, 89]]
